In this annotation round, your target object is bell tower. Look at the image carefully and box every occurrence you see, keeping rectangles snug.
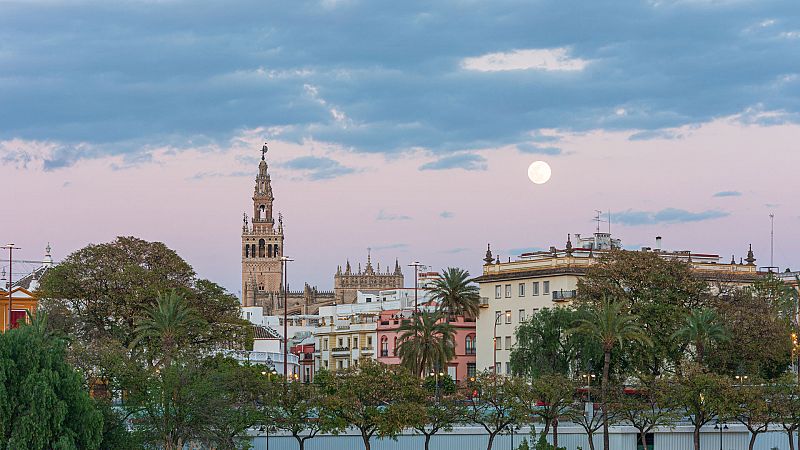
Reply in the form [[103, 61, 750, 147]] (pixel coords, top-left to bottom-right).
[[241, 143, 284, 306]]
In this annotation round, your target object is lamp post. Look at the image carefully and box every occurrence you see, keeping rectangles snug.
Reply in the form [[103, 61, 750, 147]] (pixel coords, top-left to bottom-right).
[[582, 373, 597, 403], [713, 420, 728, 450], [281, 256, 294, 381], [430, 370, 445, 402], [493, 311, 511, 375], [735, 375, 749, 385], [408, 261, 423, 314], [1, 244, 21, 331]]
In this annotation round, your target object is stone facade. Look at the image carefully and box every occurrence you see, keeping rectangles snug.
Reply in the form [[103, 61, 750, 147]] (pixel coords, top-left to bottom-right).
[[334, 254, 404, 304]]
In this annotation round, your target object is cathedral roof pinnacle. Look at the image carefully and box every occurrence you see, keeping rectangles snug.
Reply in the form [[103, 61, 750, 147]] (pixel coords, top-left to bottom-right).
[[565, 234, 573, 256], [483, 244, 494, 265], [745, 244, 756, 266]]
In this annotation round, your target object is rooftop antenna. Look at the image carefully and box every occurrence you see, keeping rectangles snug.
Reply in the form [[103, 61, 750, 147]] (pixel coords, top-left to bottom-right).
[[770, 213, 775, 269], [593, 210, 607, 234], [608, 209, 612, 235]]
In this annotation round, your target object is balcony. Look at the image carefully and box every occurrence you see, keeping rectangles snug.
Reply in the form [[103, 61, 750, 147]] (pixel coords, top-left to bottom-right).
[[331, 346, 350, 355], [360, 346, 374, 354], [552, 289, 577, 302], [465, 348, 476, 355]]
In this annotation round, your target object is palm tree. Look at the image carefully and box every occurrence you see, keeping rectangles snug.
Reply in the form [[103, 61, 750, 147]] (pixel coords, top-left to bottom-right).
[[131, 290, 204, 367], [569, 299, 652, 450], [396, 311, 456, 377], [426, 267, 481, 319], [672, 308, 729, 364]]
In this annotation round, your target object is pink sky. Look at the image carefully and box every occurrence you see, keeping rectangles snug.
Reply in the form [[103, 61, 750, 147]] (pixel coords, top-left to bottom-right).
[[3, 116, 798, 297]]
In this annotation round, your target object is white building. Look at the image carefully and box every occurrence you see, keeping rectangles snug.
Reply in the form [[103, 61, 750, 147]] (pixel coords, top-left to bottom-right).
[[474, 232, 765, 375]]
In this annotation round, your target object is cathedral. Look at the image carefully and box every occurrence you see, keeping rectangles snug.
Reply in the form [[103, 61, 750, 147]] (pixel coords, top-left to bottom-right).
[[241, 144, 404, 315]]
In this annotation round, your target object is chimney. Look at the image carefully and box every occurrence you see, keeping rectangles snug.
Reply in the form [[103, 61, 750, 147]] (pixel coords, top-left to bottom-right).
[[655, 236, 662, 251]]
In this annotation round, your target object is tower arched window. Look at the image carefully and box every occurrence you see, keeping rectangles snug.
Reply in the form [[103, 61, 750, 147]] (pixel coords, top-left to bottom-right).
[[258, 239, 266, 258], [259, 205, 266, 220], [268, 244, 273, 258], [245, 245, 250, 258], [274, 244, 279, 257], [465, 334, 476, 355]]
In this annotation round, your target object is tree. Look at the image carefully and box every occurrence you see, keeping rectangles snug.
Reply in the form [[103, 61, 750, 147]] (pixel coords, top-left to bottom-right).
[[262, 379, 335, 450], [409, 386, 466, 450], [731, 379, 780, 450], [772, 378, 800, 450], [319, 360, 422, 450], [671, 308, 728, 365], [520, 374, 575, 448], [427, 267, 481, 319], [465, 373, 528, 450], [564, 387, 609, 450], [670, 367, 734, 450], [576, 250, 708, 375], [38, 236, 248, 351], [611, 376, 679, 450], [0, 315, 103, 449], [131, 291, 204, 368], [126, 356, 259, 450], [396, 311, 455, 377], [511, 307, 592, 378], [569, 299, 652, 450]]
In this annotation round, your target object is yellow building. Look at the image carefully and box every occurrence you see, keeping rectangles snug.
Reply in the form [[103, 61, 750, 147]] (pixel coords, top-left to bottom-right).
[[0, 286, 37, 331]]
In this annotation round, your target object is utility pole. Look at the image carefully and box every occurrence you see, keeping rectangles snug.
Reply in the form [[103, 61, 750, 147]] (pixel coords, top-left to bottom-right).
[[1, 244, 21, 331]]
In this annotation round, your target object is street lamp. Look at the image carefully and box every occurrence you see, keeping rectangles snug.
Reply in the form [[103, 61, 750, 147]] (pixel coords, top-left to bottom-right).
[[582, 373, 597, 403], [281, 255, 294, 381], [735, 375, 749, 385], [408, 261, 423, 314], [713, 420, 728, 450], [1, 244, 21, 331], [493, 311, 511, 375], [430, 370, 445, 401]]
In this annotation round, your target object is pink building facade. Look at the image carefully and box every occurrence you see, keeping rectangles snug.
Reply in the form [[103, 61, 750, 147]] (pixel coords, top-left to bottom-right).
[[376, 309, 476, 382]]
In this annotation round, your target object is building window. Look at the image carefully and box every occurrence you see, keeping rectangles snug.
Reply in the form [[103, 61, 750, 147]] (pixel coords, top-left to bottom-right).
[[337, 360, 343, 369], [465, 334, 476, 355], [505, 310, 512, 324], [467, 363, 477, 378], [505, 336, 512, 350], [495, 336, 501, 350], [323, 339, 328, 351], [381, 336, 389, 357], [506, 362, 512, 375], [324, 360, 329, 368], [367, 336, 372, 346], [495, 285, 502, 299], [518, 283, 525, 297], [393, 337, 398, 355], [353, 337, 358, 348], [519, 309, 526, 323], [338, 338, 343, 347], [505, 284, 512, 298], [366, 297, 372, 303], [532, 282, 539, 296], [543, 281, 550, 294]]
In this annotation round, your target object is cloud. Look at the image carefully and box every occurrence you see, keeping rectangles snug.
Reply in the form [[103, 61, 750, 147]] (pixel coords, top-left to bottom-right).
[[507, 247, 546, 255], [614, 208, 729, 226], [282, 155, 356, 180], [713, 190, 742, 197], [376, 210, 412, 221], [419, 153, 487, 171], [1, 0, 800, 166], [190, 171, 251, 181], [373, 243, 408, 250], [628, 129, 685, 141], [462, 48, 589, 72], [442, 247, 470, 254], [516, 143, 562, 155], [439, 211, 455, 219]]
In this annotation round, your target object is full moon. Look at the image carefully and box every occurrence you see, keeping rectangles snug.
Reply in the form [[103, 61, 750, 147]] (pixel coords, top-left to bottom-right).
[[527, 161, 552, 184]]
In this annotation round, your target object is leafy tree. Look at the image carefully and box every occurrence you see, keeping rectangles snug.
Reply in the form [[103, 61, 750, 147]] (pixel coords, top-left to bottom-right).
[[127, 356, 259, 450], [671, 308, 728, 365], [0, 315, 103, 449], [409, 386, 466, 450], [564, 388, 609, 450], [772, 378, 800, 450], [38, 236, 247, 351], [319, 360, 422, 450], [520, 374, 575, 448], [611, 376, 679, 450], [670, 367, 734, 450], [576, 250, 708, 375], [131, 291, 204, 368], [427, 267, 481, 318], [731, 379, 781, 450], [511, 307, 591, 378], [465, 373, 528, 450], [708, 278, 794, 379], [569, 299, 652, 450], [262, 379, 335, 450], [396, 311, 455, 377]]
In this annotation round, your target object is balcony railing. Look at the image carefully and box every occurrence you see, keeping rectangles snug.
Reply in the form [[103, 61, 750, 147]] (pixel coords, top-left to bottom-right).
[[380, 350, 389, 357], [361, 346, 375, 353], [331, 346, 350, 354], [465, 348, 476, 355], [479, 297, 489, 308], [552, 289, 577, 302]]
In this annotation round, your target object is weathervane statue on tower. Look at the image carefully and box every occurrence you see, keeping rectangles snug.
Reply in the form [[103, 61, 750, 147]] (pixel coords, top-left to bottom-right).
[[261, 142, 268, 160]]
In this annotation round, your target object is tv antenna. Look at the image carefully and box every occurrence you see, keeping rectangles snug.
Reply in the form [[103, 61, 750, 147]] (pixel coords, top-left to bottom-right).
[[763, 213, 778, 273], [593, 210, 607, 233]]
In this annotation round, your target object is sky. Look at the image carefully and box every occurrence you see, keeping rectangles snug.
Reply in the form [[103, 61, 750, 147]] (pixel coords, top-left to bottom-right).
[[2, 0, 799, 296]]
